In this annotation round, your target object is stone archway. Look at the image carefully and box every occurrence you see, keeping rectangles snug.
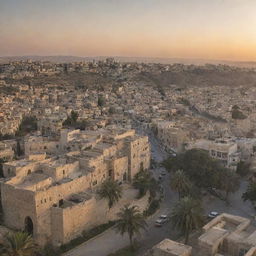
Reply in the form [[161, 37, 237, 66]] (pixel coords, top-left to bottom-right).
[[24, 216, 33, 235]]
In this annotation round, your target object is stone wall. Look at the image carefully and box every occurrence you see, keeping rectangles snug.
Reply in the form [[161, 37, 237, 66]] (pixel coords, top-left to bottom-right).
[[128, 136, 151, 180], [1, 183, 36, 234], [51, 186, 149, 245]]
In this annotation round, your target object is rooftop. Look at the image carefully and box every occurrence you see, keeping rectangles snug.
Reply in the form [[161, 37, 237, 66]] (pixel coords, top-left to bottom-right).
[[152, 239, 192, 256]]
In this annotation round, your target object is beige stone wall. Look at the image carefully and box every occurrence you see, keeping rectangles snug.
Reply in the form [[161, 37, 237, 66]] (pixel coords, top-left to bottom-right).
[[33, 174, 92, 244], [113, 156, 128, 182], [25, 141, 60, 156], [1, 183, 36, 234], [128, 136, 151, 180], [51, 187, 149, 245], [3, 161, 39, 178], [42, 161, 80, 182]]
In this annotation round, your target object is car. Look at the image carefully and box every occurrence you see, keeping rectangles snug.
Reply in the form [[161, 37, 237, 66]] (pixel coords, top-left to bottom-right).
[[160, 215, 168, 221], [208, 211, 219, 218], [155, 219, 165, 227], [155, 215, 169, 227], [160, 170, 166, 176]]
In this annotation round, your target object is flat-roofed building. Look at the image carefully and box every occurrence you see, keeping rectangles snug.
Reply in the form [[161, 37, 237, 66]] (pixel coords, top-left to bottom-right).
[[0, 127, 150, 246]]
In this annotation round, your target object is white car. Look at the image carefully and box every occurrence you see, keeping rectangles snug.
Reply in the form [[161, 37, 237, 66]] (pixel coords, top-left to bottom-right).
[[155, 215, 169, 227], [208, 211, 219, 218]]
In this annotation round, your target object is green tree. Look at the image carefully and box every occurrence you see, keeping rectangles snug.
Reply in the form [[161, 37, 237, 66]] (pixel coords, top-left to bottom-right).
[[221, 169, 240, 202], [70, 110, 78, 123], [242, 182, 256, 205], [232, 108, 247, 120], [163, 149, 224, 191], [98, 96, 105, 107], [115, 205, 147, 248], [16, 116, 37, 137], [1, 232, 36, 256], [171, 197, 204, 244], [170, 170, 192, 199], [63, 111, 79, 127], [132, 170, 158, 199], [97, 179, 122, 209], [236, 161, 250, 177]]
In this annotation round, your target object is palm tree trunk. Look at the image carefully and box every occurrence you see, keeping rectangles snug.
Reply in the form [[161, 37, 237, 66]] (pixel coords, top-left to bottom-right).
[[225, 191, 230, 205], [129, 234, 133, 249], [184, 229, 190, 244]]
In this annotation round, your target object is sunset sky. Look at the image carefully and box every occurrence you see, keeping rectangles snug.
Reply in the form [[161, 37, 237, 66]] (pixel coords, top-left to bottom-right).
[[0, 0, 256, 61]]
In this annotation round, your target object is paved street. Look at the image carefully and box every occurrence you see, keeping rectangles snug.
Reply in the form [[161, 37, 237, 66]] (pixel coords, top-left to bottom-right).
[[203, 180, 256, 223]]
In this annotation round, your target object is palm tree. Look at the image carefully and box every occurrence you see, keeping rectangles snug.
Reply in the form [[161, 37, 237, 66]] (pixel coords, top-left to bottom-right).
[[1, 231, 36, 256], [171, 197, 203, 244], [115, 205, 147, 248], [170, 170, 191, 199], [97, 178, 122, 209], [133, 170, 158, 199]]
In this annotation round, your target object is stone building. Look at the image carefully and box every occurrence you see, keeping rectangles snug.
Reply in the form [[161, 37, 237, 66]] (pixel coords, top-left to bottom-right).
[[0, 128, 150, 246], [145, 213, 256, 256], [198, 213, 256, 256], [188, 138, 240, 169], [145, 239, 192, 256], [153, 121, 188, 153]]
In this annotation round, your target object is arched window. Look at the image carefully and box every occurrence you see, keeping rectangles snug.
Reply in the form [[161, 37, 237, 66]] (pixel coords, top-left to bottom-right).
[[27, 169, 31, 175]]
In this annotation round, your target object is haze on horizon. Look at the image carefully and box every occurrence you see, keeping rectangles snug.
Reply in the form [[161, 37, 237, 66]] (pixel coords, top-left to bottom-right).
[[0, 0, 256, 62]]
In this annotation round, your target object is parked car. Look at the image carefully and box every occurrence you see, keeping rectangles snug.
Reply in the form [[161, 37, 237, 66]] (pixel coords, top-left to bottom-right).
[[208, 211, 219, 219], [160, 170, 166, 176], [155, 215, 169, 227]]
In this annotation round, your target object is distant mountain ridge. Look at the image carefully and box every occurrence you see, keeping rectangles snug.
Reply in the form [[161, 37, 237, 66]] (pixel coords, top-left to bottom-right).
[[0, 55, 256, 67]]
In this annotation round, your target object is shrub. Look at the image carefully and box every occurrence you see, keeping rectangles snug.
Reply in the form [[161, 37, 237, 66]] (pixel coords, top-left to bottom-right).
[[42, 243, 61, 256], [143, 199, 160, 217], [60, 221, 116, 252]]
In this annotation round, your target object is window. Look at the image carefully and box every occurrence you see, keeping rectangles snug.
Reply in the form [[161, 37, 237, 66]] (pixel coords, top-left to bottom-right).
[[93, 180, 97, 186], [63, 170, 65, 175], [44, 146, 47, 150], [44, 199, 47, 203], [27, 170, 31, 175]]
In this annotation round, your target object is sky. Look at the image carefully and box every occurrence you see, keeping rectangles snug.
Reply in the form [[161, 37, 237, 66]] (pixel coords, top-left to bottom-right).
[[0, 0, 256, 61]]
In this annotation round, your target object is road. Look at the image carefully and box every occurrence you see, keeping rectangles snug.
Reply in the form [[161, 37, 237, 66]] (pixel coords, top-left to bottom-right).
[[203, 180, 256, 224], [64, 128, 179, 256]]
